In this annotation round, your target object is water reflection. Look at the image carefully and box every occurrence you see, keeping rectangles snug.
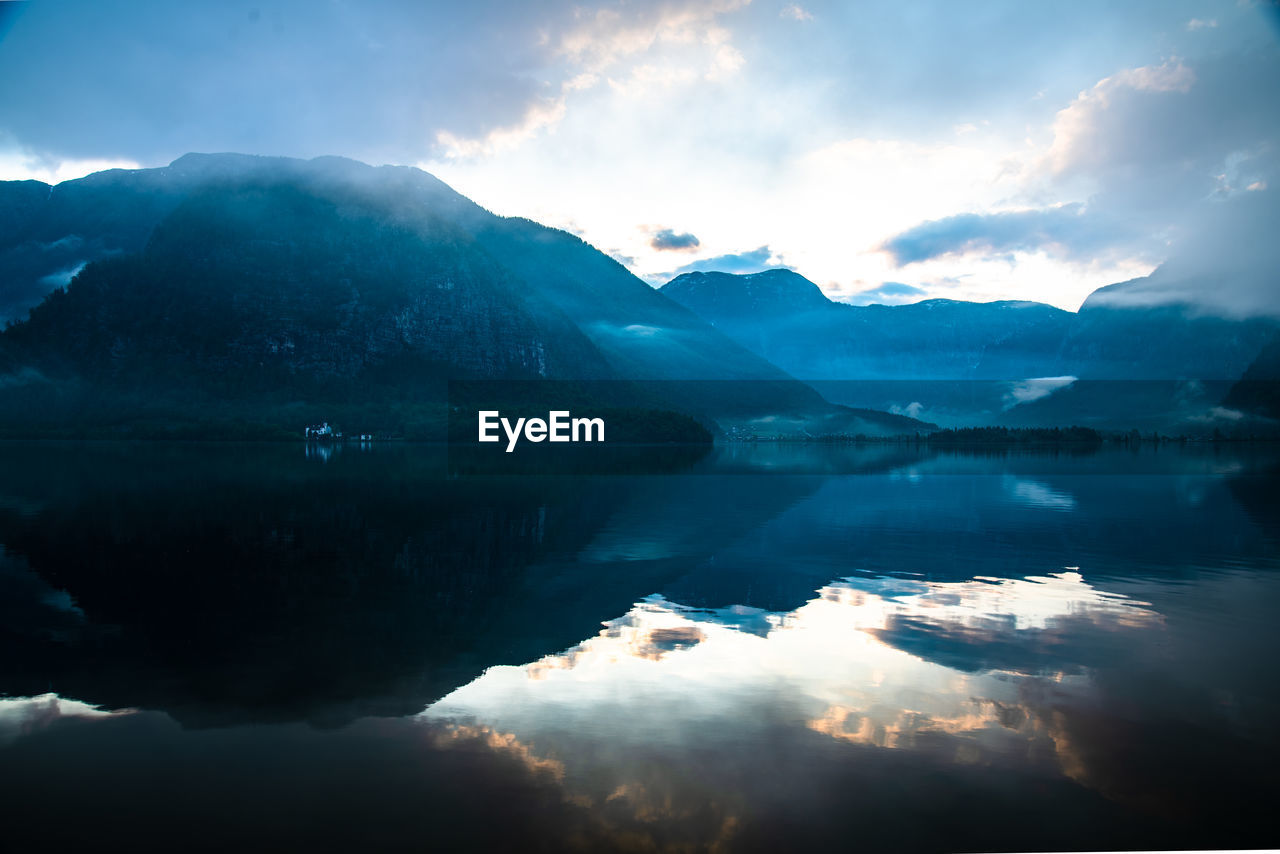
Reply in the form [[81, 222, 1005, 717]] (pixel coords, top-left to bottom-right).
[[417, 567, 1274, 850], [305, 441, 337, 462], [0, 693, 132, 746], [1003, 475, 1078, 510], [425, 571, 1160, 790], [0, 441, 1277, 851]]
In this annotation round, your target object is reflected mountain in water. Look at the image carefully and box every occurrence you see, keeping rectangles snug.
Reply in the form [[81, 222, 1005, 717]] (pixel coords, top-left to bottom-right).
[[425, 570, 1161, 773], [1, 441, 1279, 851], [422, 569, 1273, 851], [0, 442, 820, 727]]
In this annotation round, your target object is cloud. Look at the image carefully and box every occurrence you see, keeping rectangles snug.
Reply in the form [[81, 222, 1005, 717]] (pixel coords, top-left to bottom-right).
[[1003, 376, 1078, 410], [889, 401, 924, 418], [0, 145, 142, 184], [871, 47, 1280, 315], [38, 263, 86, 289], [554, 0, 749, 75], [1031, 51, 1280, 221], [647, 228, 701, 252], [846, 282, 928, 306], [0, 694, 128, 747], [4, 0, 1278, 320], [1041, 59, 1197, 181], [1187, 406, 1247, 424], [1025, 50, 1280, 315], [436, 96, 570, 159], [0, 0, 752, 167], [643, 245, 790, 285], [1082, 189, 1280, 318], [440, 2, 751, 154], [781, 4, 813, 22], [1186, 18, 1218, 31], [1017, 47, 1280, 317], [1005, 477, 1077, 511], [0, 1, 557, 165], [880, 204, 1141, 266], [669, 245, 790, 276]]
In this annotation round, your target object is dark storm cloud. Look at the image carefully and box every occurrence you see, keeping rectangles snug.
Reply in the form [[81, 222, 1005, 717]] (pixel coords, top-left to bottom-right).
[[648, 228, 700, 252]]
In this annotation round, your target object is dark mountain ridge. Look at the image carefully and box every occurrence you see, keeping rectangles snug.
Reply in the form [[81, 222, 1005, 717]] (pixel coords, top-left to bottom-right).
[[0, 154, 930, 439]]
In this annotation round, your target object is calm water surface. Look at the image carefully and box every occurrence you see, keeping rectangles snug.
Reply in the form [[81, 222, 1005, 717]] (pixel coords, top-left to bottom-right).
[[1, 441, 1278, 852]]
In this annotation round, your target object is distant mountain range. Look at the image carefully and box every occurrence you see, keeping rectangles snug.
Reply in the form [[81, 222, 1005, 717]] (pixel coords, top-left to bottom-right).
[[2, 154, 1274, 440], [0, 154, 927, 439], [661, 269, 1279, 432], [661, 269, 1277, 381]]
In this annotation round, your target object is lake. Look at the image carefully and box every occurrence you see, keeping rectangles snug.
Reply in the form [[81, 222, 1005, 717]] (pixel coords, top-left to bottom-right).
[[1, 441, 1278, 852]]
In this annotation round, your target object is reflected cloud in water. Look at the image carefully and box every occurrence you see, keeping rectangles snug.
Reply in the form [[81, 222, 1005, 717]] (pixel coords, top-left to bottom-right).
[[1004, 476, 1078, 511], [1, 442, 1277, 851], [0, 693, 135, 746], [420, 571, 1167, 847]]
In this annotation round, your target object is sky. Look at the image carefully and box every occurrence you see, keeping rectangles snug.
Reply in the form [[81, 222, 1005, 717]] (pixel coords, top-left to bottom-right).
[[1, 0, 1278, 313]]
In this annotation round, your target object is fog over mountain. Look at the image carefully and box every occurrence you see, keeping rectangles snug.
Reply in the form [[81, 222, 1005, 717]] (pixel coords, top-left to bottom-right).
[[1078, 191, 1280, 319], [0, 154, 928, 439]]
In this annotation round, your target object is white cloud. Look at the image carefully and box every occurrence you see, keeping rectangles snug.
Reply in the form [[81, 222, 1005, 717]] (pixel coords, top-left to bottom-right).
[[706, 42, 746, 80], [606, 63, 699, 98], [1003, 376, 1078, 409], [438, 0, 751, 157], [554, 0, 750, 72], [0, 149, 140, 184], [1042, 60, 1196, 177], [428, 8, 1278, 314], [1186, 18, 1218, 30], [890, 401, 925, 418], [780, 4, 813, 22], [0, 694, 133, 746], [436, 96, 569, 159]]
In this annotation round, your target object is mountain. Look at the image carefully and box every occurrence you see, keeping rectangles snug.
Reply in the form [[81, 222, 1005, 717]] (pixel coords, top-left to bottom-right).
[[1065, 280, 1279, 380], [659, 269, 834, 322], [662, 268, 1279, 432], [0, 154, 929, 439], [663, 269, 1277, 381], [0, 153, 296, 325], [1223, 335, 1280, 420], [663, 270, 1076, 380]]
